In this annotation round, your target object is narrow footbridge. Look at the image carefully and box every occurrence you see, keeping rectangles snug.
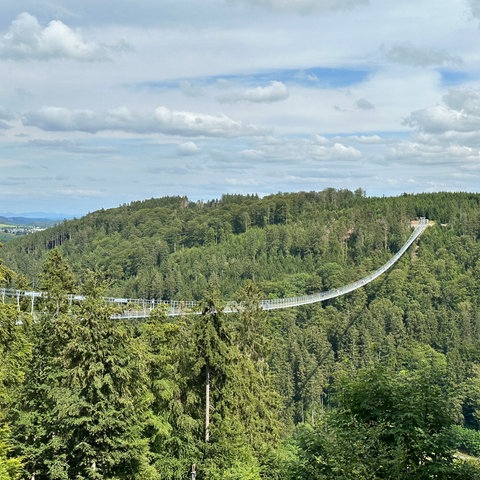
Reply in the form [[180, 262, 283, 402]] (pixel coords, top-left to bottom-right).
[[1, 218, 429, 319]]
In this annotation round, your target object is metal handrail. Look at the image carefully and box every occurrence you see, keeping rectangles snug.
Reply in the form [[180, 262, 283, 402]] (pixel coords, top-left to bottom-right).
[[1, 219, 429, 318]]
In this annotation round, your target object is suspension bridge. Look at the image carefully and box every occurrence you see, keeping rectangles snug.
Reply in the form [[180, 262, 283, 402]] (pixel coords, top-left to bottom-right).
[[1, 218, 429, 319]]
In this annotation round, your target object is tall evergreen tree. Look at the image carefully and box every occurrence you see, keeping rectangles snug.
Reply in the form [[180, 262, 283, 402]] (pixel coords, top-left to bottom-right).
[[38, 248, 76, 315], [49, 273, 155, 479], [12, 249, 76, 479], [15, 264, 155, 479], [138, 306, 203, 479], [0, 250, 25, 480]]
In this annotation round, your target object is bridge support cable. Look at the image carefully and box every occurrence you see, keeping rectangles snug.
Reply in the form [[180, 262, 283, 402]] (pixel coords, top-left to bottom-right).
[[257, 217, 429, 311], [0, 219, 428, 319]]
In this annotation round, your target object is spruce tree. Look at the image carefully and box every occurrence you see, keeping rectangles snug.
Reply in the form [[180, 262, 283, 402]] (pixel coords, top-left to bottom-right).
[[38, 248, 76, 315], [199, 283, 282, 479], [12, 249, 76, 479], [138, 305, 203, 479], [15, 264, 155, 479], [51, 272, 155, 479], [0, 251, 25, 480]]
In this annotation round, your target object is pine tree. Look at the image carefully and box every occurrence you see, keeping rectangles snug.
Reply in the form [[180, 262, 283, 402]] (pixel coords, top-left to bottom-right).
[[50, 272, 155, 479]]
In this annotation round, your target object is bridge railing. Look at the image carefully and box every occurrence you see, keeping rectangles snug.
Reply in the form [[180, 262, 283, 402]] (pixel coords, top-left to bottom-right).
[[1, 218, 428, 318]]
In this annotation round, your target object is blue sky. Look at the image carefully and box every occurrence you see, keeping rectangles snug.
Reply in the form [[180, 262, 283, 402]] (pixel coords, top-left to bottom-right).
[[1, 0, 480, 216]]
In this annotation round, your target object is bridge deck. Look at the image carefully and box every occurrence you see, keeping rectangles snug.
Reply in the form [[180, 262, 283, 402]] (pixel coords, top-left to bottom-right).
[[1, 218, 429, 318]]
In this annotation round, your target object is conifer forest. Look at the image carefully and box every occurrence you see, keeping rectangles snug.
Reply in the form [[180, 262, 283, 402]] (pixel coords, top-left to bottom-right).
[[2, 189, 480, 479]]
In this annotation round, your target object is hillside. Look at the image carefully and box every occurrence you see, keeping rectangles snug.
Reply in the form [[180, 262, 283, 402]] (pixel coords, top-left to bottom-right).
[[3, 190, 480, 299], [3, 189, 480, 478]]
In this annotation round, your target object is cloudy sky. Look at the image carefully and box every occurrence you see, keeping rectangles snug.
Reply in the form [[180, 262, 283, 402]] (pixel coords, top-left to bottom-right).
[[1, 0, 480, 216]]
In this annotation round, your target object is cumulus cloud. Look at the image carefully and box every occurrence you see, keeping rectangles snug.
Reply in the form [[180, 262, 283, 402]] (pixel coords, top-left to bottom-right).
[[23, 105, 268, 137], [384, 42, 463, 67], [0, 12, 112, 61], [404, 89, 480, 138], [390, 142, 480, 164], [177, 141, 199, 155], [404, 105, 478, 134], [443, 88, 480, 116], [259, 135, 362, 163], [217, 81, 289, 103], [231, 0, 368, 13], [400, 87, 480, 167], [153, 106, 268, 136], [312, 142, 362, 159]]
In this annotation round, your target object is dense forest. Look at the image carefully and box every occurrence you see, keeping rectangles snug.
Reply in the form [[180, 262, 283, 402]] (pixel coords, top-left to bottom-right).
[[2, 189, 480, 479]]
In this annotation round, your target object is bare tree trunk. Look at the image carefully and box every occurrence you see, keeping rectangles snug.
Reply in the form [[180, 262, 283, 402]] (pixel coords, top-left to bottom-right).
[[205, 365, 210, 443]]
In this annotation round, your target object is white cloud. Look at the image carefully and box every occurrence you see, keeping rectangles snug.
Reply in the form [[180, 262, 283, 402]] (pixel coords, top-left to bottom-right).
[[443, 88, 480, 116], [345, 135, 383, 144], [306, 138, 363, 160], [391, 141, 480, 162], [177, 141, 199, 155], [384, 42, 463, 67], [1, 0, 480, 214], [56, 188, 106, 197], [257, 135, 362, 163], [23, 105, 268, 137], [395, 86, 480, 170], [405, 104, 480, 134], [231, 0, 368, 13], [217, 81, 289, 103], [153, 106, 268, 137], [239, 149, 264, 159], [0, 12, 112, 61]]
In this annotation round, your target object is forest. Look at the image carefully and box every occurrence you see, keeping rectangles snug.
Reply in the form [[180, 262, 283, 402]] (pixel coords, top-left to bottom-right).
[[2, 188, 480, 479]]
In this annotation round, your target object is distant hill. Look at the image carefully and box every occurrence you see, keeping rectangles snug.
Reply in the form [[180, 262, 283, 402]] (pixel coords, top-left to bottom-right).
[[2, 190, 480, 301], [0, 215, 63, 227]]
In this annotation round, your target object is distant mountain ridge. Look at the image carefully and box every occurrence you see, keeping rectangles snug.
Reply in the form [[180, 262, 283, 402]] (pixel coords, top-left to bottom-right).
[[0, 213, 72, 226]]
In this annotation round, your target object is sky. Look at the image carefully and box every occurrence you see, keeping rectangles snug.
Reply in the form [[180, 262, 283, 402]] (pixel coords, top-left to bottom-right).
[[1, 0, 480, 216]]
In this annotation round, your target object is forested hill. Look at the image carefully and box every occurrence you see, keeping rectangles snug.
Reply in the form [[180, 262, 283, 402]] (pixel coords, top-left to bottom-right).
[[3, 189, 480, 302], [3, 189, 480, 478]]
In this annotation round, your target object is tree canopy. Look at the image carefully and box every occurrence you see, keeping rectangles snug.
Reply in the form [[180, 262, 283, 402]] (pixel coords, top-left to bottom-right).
[[2, 190, 480, 478]]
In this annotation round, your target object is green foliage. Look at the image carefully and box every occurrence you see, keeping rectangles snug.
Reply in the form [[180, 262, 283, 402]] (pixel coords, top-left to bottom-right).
[[452, 425, 480, 457], [3, 190, 480, 478], [0, 253, 29, 479], [14, 263, 154, 479], [48, 274, 154, 479], [289, 345, 480, 479], [38, 248, 76, 315], [137, 307, 203, 479], [0, 245, 14, 286], [0, 423, 22, 480]]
